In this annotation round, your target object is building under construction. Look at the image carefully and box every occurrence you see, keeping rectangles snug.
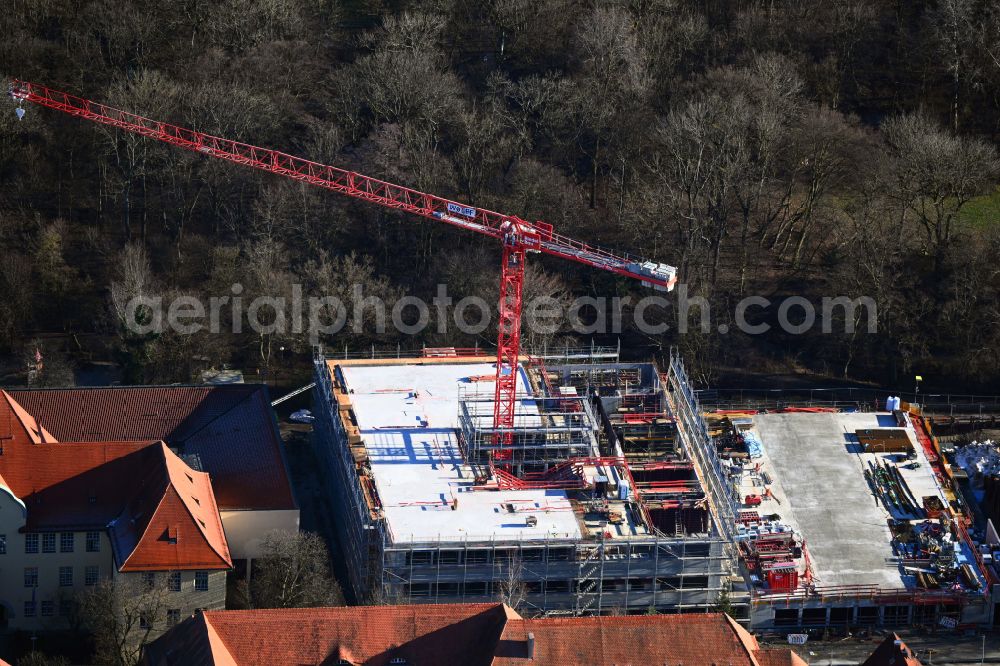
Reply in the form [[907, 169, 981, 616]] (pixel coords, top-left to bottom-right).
[[311, 347, 744, 618], [706, 399, 994, 631]]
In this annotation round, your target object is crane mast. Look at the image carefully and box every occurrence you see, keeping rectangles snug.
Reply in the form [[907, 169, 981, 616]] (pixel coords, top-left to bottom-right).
[[9, 79, 676, 448]]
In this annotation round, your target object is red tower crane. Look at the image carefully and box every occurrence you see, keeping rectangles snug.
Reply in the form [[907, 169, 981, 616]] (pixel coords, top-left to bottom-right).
[[9, 80, 676, 445]]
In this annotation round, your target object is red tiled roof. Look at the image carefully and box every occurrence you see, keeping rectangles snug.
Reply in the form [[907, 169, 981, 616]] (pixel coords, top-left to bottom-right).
[[8, 386, 295, 510], [144, 605, 806, 666], [495, 612, 767, 666], [0, 423, 230, 571], [757, 650, 810, 666], [1, 390, 56, 443], [145, 603, 509, 666], [142, 612, 237, 666], [111, 443, 231, 571], [862, 633, 923, 666], [0, 433, 158, 530]]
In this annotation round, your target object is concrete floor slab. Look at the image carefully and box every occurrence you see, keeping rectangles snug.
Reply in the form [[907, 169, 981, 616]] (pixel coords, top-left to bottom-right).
[[751, 412, 946, 588], [339, 362, 582, 544]]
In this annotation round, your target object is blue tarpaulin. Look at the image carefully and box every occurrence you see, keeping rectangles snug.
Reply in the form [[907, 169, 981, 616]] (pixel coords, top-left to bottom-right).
[[743, 431, 763, 459]]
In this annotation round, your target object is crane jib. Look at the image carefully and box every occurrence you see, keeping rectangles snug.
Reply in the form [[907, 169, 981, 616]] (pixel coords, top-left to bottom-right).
[[11, 77, 678, 445]]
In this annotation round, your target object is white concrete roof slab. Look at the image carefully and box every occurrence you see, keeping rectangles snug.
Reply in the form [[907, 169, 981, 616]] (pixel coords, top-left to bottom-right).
[[339, 362, 582, 544]]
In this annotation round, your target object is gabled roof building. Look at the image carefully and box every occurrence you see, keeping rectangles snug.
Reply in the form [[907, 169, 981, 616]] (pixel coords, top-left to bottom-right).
[[0, 385, 297, 633], [861, 633, 924, 666], [144, 604, 808, 666]]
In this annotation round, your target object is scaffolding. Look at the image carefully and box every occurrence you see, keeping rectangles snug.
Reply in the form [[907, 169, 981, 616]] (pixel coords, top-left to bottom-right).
[[458, 388, 601, 470], [312, 350, 748, 620], [377, 531, 735, 617]]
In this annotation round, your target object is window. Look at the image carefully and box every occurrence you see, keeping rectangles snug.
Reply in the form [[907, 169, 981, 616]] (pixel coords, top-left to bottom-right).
[[521, 548, 544, 562], [548, 547, 573, 561], [408, 550, 435, 566], [408, 582, 432, 597], [86, 531, 101, 553], [544, 579, 569, 593], [41, 600, 54, 617], [601, 579, 623, 592], [439, 550, 462, 565], [466, 550, 490, 565], [42, 533, 56, 553], [681, 576, 708, 590], [493, 548, 514, 565], [24, 567, 38, 588], [139, 613, 152, 630], [168, 571, 181, 592], [657, 576, 680, 591], [774, 608, 800, 627], [25, 533, 38, 554], [85, 566, 99, 586], [142, 572, 156, 588], [60, 532, 74, 553], [167, 609, 181, 626], [194, 571, 209, 592], [24, 600, 36, 618], [59, 598, 72, 617], [59, 566, 73, 587], [0, 534, 6, 554]]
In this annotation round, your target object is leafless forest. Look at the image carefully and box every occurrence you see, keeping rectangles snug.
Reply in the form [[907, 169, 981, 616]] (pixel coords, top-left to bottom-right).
[[1, 0, 999, 391]]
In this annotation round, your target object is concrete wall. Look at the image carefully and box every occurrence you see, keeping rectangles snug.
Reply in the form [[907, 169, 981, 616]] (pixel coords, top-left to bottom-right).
[[220, 509, 300, 561], [749, 596, 992, 631]]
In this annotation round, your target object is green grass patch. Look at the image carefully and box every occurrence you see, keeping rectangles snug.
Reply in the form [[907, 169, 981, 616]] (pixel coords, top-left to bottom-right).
[[959, 186, 1000, 229]]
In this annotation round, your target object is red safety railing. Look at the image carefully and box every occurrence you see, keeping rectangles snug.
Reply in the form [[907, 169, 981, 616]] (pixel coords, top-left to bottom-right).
[[421, 347, 491, 358]]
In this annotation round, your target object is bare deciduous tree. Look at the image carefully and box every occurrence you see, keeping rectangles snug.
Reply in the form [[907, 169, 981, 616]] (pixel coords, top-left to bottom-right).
[[572, 6, 651, 209], [495, 555, 527, 610], [110, 243, 156, 330], [926, 0, 978, 132], [881, 113, 999, 268], [249, 530, 344, 609], [77, 575, 170, 666]]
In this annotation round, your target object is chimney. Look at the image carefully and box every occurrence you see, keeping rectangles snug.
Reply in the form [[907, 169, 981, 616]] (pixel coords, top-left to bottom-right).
[[526, 632, 535, 660]]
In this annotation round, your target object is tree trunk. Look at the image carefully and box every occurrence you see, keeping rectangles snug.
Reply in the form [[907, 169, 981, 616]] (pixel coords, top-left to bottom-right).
[[123, 180, 132, 242]]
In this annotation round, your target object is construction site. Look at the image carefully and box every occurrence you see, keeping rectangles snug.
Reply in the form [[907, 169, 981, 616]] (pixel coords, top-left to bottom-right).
[[708, 401, 994, 631], [311, 347, 743, 617], [311, 347, 999, 630], [9, 79, 996, 635]]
